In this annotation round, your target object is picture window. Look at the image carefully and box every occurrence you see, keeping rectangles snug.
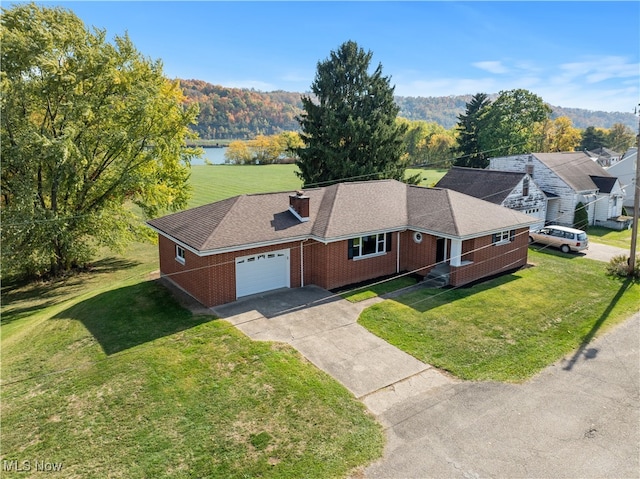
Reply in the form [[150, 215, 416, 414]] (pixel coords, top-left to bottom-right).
[[348, 233, 392, 259]]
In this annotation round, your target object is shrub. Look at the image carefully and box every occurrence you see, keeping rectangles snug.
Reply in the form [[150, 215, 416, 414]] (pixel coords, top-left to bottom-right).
[[606, 254, 640, 279], [573, 202, 589, 230]]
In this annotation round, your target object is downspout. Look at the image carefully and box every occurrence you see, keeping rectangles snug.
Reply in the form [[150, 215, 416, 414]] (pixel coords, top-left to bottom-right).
[[396, 231, 401, 273], [300, 239, 307, 287]]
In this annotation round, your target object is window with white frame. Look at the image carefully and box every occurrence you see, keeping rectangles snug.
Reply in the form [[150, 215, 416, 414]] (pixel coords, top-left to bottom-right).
[[176, 245, 186, 264], [492, 230, 515, 244], [348, 233, 392, 259]]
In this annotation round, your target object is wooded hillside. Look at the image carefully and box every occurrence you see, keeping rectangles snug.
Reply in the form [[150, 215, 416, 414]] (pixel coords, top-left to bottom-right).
[[181, 79, 637, 139]]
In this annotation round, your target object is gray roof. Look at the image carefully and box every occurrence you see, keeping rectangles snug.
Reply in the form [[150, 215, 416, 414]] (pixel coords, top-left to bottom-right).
[[533, 152, 613, 192], [434, 167, 527, 205], [148, 179, 536, 253], [590, 175, 617, 194]]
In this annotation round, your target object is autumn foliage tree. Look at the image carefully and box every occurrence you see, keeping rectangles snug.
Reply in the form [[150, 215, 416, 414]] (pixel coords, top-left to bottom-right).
[[1, 4, 199, 278]]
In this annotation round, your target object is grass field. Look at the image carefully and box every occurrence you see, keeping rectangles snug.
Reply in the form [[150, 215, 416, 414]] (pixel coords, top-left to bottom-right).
[[359, 249, 640, 382], [187, 164, 445, 207]]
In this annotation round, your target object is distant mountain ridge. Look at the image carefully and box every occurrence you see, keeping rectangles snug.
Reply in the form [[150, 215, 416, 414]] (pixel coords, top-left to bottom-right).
[[180, 79, 637, 139]]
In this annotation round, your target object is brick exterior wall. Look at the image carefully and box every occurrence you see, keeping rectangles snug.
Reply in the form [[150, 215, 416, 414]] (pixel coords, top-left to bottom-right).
[[449, 227, 529, 286], [158, 227, 529, 307], [302, 237, 398, 290], [399, 230, 439, 277], [158, 235, 301, 307]]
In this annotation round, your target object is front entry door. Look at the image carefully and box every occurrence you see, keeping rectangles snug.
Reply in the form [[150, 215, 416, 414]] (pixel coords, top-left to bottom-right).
[[436, 238, 446, 264]]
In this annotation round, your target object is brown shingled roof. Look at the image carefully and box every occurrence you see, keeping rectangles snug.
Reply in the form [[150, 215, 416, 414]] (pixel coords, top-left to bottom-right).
[[148, 179, 536, 253]]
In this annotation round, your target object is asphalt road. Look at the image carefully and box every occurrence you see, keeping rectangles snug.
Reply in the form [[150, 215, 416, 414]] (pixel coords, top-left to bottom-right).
[[364, 312, 640, 479], [579, 241, 633, 263]]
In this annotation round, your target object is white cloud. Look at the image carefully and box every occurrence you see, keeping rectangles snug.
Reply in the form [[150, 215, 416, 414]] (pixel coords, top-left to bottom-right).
[[472, 61, 509, 74], [396, 55, 639, 112]]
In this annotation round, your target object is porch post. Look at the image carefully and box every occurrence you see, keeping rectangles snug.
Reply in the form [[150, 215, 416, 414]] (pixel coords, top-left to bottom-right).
[[450, 239, 463, 267]]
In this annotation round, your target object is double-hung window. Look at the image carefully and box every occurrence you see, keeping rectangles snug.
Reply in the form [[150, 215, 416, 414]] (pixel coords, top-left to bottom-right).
[[176, 245, 186, 264], [348, 233, 392, 259], [492, 230, 515, 245]]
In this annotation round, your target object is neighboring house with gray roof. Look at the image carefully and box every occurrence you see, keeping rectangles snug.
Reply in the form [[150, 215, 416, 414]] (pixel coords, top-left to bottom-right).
[[606, 147, 637, 208], [586, 147, 621, 167], [435, 167, 547, 231], [148, 179, 536, 307], [488, 152, 624, 228]]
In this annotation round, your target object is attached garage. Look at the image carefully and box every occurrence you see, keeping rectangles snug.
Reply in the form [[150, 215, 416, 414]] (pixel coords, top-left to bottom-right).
[[235, 249, 290, 298]]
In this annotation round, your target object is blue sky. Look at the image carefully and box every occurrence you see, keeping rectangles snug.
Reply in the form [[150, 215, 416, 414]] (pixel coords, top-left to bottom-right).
[[22, 1, 640, 113]]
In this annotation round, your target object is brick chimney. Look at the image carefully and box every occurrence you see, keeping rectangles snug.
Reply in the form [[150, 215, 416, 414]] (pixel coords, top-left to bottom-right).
[[289, 190, 310, 222]]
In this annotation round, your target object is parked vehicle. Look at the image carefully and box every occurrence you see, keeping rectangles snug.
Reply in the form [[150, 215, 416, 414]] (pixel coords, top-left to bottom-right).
[[528, 225, 589, 253]]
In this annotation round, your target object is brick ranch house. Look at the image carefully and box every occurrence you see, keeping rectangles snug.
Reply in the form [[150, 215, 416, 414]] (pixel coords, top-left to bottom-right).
[[147, 179, 536, 308]]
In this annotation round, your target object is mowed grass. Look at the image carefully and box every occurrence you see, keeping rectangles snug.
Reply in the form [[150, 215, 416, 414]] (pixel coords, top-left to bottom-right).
[[188, 164, 302, 207], [188, 164, 444, 207], [359, 249, 640, 383], [340, 276, 419, 302], [1, 269, 383, 479], [587, 225, 637, 249], [0, 164, 396, 478]]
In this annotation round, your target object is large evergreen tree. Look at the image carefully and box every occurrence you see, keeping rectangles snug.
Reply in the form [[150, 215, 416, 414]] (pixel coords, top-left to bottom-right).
[[452, 93, 491, 168], [1, 4, 199, 278], [295, 41, 411, 187], [579, 126, 607, 151]]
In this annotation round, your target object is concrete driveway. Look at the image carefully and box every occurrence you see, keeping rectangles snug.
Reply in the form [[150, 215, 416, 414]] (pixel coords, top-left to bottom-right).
[[213, 286, 455, 401]]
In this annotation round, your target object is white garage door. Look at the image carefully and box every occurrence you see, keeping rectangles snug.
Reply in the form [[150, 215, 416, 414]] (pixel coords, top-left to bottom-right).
[[235, 249, 290, 298]]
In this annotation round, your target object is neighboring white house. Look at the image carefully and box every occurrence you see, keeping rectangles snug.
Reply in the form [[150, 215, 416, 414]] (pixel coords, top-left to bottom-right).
[[488, 152, 625, 227], [606, 147, 636, 208], [435, 167, 547, 231], [586, 147, 622, 167]]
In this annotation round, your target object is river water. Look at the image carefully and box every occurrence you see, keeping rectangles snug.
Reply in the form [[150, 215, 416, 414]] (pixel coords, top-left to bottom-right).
[[191, 147, 226, 165]]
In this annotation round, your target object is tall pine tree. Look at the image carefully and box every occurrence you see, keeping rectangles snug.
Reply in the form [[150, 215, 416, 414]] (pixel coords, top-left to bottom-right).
[[453, 93, 491, 168], [296, 41, 412, 187]]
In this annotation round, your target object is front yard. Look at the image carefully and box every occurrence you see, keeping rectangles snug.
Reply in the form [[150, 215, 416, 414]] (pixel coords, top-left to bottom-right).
[[1, 258, 383, 478], [358, 249, 639, 382]]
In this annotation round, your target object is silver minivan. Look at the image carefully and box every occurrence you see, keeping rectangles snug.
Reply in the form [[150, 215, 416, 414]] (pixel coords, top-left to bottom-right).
[[529, 225, 589, 253]]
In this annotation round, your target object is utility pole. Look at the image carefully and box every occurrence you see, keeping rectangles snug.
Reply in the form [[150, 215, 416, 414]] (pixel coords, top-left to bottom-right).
[[628, 106, 640, 276]]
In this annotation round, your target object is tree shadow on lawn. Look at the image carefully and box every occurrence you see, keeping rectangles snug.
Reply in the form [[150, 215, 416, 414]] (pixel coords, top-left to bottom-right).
[[1, 257, 141, 326], [51, 279, 215, 355], [394, 271, 522, 314], [562, 278, 635, 371]]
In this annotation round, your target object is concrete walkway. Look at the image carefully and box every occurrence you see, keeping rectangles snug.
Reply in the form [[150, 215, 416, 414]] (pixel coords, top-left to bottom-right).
[[213, 285, 455, 405]]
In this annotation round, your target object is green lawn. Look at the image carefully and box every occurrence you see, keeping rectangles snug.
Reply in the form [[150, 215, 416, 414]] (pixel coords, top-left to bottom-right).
[[587, 225, 637, 249], [340, 276, 419, 302], [188, 164, 302, 207], [1, 250, 383, 478], [188, 164, 445, 207], [0, 164, 395, 478], [358, 249, 640, 382], [406, 167, 448, 187]]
